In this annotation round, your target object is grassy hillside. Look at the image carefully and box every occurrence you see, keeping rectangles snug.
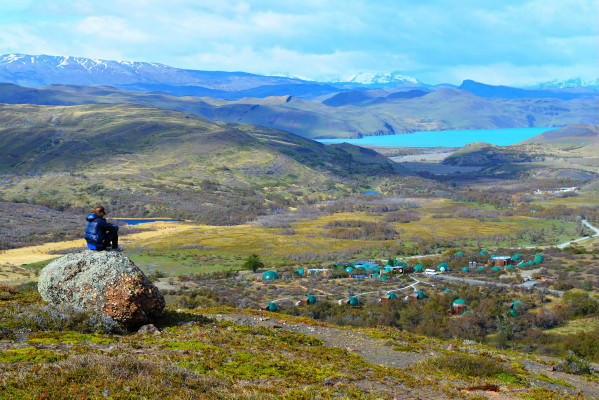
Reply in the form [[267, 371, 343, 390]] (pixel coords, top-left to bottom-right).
[[442, 142, 533, 167], [0, 83, 596, 139], [0, 283, 596, 399], [522, 124, 599, 145], [0, 102, 411, 223]]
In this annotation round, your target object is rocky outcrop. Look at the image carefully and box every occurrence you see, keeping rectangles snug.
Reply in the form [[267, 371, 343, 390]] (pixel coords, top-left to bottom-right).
[[38, 251, 165, 330]]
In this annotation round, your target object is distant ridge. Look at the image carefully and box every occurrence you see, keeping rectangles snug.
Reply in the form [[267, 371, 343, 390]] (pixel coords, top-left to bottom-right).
[[459, 80, 597, 100], [0, 53, 339, 100], [1, 54, 596, 101], [0, 83, 596, 140]]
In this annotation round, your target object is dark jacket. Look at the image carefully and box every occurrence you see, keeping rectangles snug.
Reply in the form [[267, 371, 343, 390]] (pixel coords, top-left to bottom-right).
[[84, 212, 118, 246]]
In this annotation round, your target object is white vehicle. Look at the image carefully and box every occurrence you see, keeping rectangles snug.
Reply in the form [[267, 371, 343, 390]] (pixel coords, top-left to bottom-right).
[[424, 269, 438, 275]]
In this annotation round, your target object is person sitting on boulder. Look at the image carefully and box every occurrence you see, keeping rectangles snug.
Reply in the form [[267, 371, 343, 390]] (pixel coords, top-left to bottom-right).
[[84, 206, 122, 251]]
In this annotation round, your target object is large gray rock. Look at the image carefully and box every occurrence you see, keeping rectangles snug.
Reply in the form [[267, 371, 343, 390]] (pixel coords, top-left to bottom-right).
[[38, 251, 165, 330]]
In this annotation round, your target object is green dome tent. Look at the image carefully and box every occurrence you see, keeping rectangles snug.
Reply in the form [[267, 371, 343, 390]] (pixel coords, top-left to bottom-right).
[[345, 266, 354, 273], [492, 266, 501, 272], [452, 298, 467, 313], [513, 253, 522, 261], [461, 267, 469, 272], [348, 296, 360, 306], [296, 268, 305, 275], [372, 272, 379, 278], [413, 290, 427, 299], [262, 271, 279, 280], [438, 263, 450, 272], [266, 302, 278, 312], [414, 265, 423, 272], [398, 261, 408, 267], [477, 266, 484, 271], [480, 250, 488, 256], [386, 258, 397, 266], [508, 309, 518, 317], [385, 292, 398, 300], [527, 260, 535, 266], [305, 295, 317, 304], [456, 251, 464, 256], [518, 262, 526, 268], [442, 289, 453, 294], [491, 254, 497, 258], [535, 254, 543, 262], [380, 275, 389, 281], [506, 265, 515, 270]]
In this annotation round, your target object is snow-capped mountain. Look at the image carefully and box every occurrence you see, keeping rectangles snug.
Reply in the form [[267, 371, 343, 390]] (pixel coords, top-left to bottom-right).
[[533, 78, 599, 89], [326, 71, 421, 85], [0, 53, 305, 90]]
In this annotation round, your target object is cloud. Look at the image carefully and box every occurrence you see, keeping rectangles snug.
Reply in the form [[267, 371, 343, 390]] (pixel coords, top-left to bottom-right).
[[0, 0, 596, 85], [74, 16, 151, 43]]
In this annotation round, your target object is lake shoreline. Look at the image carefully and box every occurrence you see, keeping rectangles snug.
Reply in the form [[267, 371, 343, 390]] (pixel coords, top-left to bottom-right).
[[316, 127, 559, 147]]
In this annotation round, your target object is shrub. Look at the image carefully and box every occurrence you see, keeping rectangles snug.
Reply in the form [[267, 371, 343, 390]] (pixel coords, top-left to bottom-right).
[[424, 353, 516, 378], [555, 354, 592, 375]]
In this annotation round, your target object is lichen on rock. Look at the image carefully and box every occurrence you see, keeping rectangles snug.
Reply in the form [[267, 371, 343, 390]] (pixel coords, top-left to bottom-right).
[[38, 251, 165, 330]]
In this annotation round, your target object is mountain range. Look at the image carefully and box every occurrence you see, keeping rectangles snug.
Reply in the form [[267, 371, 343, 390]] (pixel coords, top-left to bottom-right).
[[0, 83, 596, 139], [0, 54, 597, 102]]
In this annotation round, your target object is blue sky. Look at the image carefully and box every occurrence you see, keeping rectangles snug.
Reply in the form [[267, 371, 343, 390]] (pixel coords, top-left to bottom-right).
[[0, 0, 596, 85]]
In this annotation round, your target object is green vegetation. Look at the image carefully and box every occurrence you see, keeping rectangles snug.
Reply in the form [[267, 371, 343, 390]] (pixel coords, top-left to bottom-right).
[[243, 254, 265, 273], [0, 284, 594, 399]]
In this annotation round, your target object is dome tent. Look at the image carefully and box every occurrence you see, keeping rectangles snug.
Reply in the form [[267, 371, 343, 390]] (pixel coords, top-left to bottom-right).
[[513, 253, 522, 261], [262, 270, 279, 280], [461, 267, 469, 272], [414, 264, 423, 272], [266, 302, 278, 312], [380, 275, 389, 281], [385, 292, 398, 300], [477, 266, 484, 271], [296, 268, 305, 275], [518, 262, 526, 268], [386, 258, 397, 266], [452, 298, 467, 315], [438, 263, 450, 272], [456, 251, 464, 256], [345, 266, 354, 273], [479, 250, 488, 256], [348, 296, 360, 306], [413, 290, 427, 299], [305, 295, 317, 304], [398, 261, 408, 267], [492, 266, 501, 272]]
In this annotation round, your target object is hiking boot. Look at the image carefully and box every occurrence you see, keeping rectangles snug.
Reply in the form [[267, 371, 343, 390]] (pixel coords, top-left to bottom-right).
[[110, 246, 124, 252]]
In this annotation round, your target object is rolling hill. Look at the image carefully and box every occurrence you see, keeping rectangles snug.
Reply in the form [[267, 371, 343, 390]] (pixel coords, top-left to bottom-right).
[[521, 124, 599, 145], [0, 102, 414, 223], [0, 83, 597, 140]]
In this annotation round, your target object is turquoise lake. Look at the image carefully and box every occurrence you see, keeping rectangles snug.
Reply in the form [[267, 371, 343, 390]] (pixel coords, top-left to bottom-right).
[[316, 127, 559, 147]]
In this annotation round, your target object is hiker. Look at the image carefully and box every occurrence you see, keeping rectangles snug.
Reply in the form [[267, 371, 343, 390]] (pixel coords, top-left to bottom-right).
[[84, 206, 122, 251]]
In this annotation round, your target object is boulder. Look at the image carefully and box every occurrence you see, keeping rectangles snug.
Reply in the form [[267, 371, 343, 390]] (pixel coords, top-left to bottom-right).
[[38, 251, 165, 330]]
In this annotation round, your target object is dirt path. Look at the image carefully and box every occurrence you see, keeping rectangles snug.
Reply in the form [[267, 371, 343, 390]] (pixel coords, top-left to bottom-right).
[[206, 313, 599, 399]]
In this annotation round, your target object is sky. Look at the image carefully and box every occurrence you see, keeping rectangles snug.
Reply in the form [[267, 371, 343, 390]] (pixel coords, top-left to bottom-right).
[[0, 0, 597, 86]]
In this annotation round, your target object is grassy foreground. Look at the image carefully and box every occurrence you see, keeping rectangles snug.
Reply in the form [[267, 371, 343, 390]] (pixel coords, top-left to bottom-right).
[[0, 284, 596, 399]]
